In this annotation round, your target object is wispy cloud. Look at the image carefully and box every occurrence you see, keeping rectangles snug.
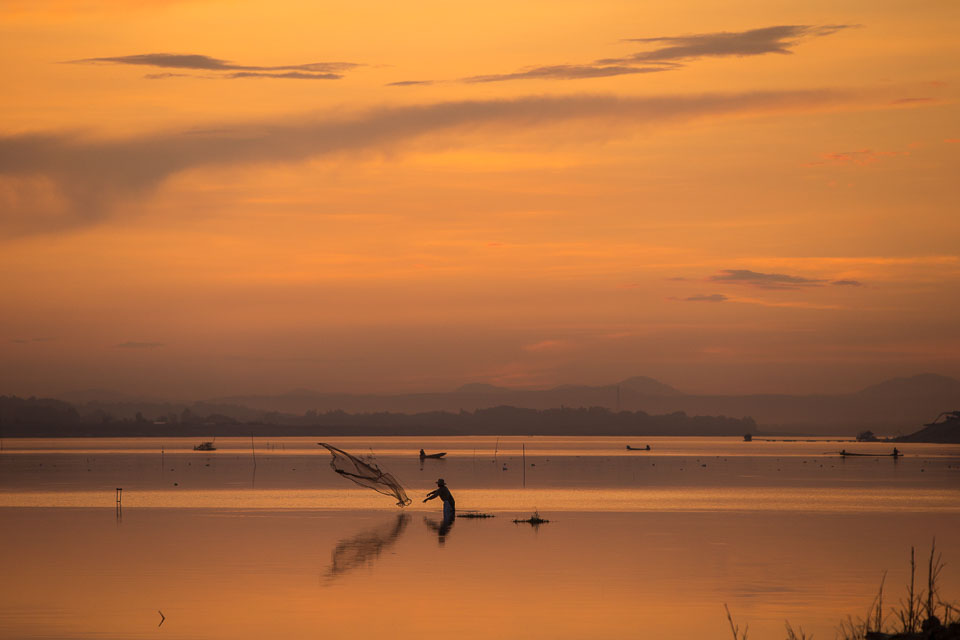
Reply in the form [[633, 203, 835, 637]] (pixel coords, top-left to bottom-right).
[[464, 64, 671, 83], [68, 53, 359, 80], [708, 270, 868, 290], [461, 25, 853, 83], [612, 25, 852, 63], [0, 88, 887, 234], [806, 149, 909, 167], [683, 294, 729, 302], [115, 341, 164, 349], [522, 339, 570, 352], [387, 79, 436, 87], [710, 269, 826, 289]]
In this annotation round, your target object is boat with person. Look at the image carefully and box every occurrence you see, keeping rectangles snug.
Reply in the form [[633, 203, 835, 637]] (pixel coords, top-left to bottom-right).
[[838, 447, 901, 458], [419, 449, 446, 459], [194, 441, 216, 451]]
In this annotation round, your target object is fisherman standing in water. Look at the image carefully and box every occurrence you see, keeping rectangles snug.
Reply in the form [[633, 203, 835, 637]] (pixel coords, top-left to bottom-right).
[[423, 478, 455, 520]]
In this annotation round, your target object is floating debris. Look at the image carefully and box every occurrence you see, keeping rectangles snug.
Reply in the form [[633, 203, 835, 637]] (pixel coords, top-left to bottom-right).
[[513, 510, 549, 525]]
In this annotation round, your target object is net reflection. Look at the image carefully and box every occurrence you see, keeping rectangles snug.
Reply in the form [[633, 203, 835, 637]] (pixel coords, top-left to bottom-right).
[[326, 513, 410, 579]]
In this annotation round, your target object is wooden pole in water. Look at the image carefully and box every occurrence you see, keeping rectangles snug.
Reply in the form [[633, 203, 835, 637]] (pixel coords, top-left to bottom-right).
[[251, 434, 257, 468], [522, 443, 526, 488]]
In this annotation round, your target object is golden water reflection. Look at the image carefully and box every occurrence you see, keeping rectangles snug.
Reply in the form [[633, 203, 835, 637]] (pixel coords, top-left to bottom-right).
[[2, 437, 959, 639]]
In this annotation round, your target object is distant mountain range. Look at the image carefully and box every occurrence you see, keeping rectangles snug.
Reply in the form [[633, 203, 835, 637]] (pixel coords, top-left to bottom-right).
[[51, 373, 960, 436]]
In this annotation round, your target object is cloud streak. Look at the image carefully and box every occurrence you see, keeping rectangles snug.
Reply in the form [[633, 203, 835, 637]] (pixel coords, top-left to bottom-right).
[[683, 294, 729, 302], [461, 25, 852, 83], [613, 25, 852, 63], [710, 269, 825, 289], [806, 149, 909, 167], [464, 64, 671, 83], [69, 53, 359, 80], [831, 279, 864, 286], [709, 270, 866, 290], [0, 88, 881, 234]]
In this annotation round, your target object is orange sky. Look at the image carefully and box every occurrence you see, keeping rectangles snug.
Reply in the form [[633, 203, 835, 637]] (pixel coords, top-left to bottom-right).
[[1, 0, 958, 399]]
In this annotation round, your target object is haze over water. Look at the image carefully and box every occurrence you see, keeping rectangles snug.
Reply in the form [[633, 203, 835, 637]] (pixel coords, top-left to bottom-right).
[[2, 436, 958, 639]]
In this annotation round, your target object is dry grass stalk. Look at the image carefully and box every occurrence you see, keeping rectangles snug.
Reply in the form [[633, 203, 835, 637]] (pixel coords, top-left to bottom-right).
[[784, 620, 809, 639], [724, 603, 748, 640], [837, 540, 955, 640]]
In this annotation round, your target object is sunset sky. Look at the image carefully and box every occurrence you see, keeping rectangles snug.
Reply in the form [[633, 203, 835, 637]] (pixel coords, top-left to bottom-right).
[[1, 0, 958, 399]]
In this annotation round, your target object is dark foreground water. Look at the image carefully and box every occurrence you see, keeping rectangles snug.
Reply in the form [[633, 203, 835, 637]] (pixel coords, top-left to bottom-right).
[[1, 436, 958, 639]]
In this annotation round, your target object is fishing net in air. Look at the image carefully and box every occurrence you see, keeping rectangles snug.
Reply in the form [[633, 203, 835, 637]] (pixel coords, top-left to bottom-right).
[[318, 443, 412, 507]]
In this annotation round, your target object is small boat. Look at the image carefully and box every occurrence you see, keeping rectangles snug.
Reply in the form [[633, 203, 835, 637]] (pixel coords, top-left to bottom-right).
[[625, 445, 650, 451], [839, 448, 901, 457], [194, 441, 216, 451], [743, 433, 753, 442], [419, 449, 446, 459]]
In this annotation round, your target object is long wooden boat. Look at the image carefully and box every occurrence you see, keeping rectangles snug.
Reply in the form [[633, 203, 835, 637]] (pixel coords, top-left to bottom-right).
[[839, 449, 901, 457], [625, 445, 650, 451], [419, 451, 446, 459]]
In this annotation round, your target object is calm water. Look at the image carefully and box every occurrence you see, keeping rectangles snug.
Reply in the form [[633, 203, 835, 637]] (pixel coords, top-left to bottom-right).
[[1, 436, 959, 639]]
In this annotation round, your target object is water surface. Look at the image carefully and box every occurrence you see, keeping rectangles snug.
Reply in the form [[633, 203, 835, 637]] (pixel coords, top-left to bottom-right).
[[1, 436, 958, 639]]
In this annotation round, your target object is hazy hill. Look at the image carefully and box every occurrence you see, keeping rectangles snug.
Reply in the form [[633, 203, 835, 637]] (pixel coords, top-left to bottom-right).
[[0, 398, 756, 438], [214, 377, 683, 416], [50, 373, 959, 436], [212, 373, 959, 436], [893, 411, 960, 443]]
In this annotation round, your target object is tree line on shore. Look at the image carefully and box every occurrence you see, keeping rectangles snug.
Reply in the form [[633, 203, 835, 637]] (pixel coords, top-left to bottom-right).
[[0, 395, 756, 437]]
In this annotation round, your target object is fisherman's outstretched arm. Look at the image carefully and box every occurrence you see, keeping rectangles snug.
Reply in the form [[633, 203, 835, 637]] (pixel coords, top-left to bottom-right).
[[423, 490, 439, 502]]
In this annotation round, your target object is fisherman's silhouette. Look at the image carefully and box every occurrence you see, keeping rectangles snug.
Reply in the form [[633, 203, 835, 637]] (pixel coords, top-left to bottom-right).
[[423, 478, 455, 544]]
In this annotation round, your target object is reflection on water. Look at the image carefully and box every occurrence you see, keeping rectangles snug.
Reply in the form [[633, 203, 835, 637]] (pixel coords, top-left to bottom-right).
[[327, 513, 409, 578], [1, 437, 959, 639], [423, 513, 456, 545]]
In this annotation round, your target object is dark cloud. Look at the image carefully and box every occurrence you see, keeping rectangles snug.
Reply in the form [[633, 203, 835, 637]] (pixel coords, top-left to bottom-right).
[[464, 64, 670, 83], [684, 294, 729, 302], [224, 71, 342, 80], [115, 341, 164, 349], [831, 279, 864, 287], [0, 88, 866, 235], [710, 269, 826, 289], [461, 25, 852, 84], [68, 53, 359, 80], [610, 25, 853, 64]]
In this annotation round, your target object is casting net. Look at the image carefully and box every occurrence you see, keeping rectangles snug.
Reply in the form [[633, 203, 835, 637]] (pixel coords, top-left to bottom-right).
[[318, 442, 412, 507]]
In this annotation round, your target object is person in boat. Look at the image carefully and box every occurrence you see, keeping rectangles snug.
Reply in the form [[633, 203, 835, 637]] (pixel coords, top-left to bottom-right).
[[840, 449, 847, 456], [892, 447, 900, 456], [423, 478, 455, 520], [419, 448, 426, 458]]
